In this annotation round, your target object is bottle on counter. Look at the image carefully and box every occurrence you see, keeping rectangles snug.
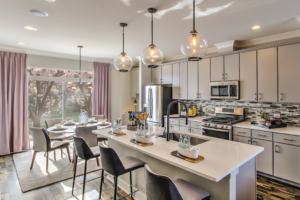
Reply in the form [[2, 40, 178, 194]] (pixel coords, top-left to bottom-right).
[[187, 135, 191, 149], [179, 134, 183, 148]]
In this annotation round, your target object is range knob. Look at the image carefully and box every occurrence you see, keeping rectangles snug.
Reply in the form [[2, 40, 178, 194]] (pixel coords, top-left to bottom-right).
[[223, 126, 228, 129], [214, 124, 218, 127]]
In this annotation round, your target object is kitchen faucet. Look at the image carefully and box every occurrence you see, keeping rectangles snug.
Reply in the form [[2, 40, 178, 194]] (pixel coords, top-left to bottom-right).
[[166, 100, 189, 142]]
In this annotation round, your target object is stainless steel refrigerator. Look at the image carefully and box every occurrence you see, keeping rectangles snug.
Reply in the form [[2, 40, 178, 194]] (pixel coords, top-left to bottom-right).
[[142, 85, 178, 127]]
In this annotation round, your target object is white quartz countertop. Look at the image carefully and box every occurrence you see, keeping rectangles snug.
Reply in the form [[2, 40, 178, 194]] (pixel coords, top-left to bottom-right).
[[164, 114, 208, 122], [93, 126, 263, 182]]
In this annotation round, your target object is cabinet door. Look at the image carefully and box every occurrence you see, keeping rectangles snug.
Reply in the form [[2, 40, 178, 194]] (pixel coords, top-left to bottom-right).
[[187, 61, 198, 100], [233, 135, 251, 145], [172, 63, 180, 99], [198, 58, 210, 100], [224, 54, 239, 80], [274, 142, 300, 183], [278, 43, 300, 102], [161, 64, 172, 84], [136, 69, 139, 94], [151, 66, 161, 85], [130, 70, 137, 98], [240, 51, 257, 101], [179, 62, 188, 99], [211, 56, 224, 81], [191, 128, 202, 135], [180, 126, 191, 133], [171, 125, 180, 131], [252, 139, 273, 175], [257, 47, 277, 102]]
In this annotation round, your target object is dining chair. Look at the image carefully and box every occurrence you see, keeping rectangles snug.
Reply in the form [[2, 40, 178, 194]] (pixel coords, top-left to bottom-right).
[[29, 127, 71, 173], [92, 115, 105, 120], [45, 118, 72, 160]]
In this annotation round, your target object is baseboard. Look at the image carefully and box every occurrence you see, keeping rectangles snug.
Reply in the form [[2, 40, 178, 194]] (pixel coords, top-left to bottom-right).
[[258, 172, 300, 188], [106, 175, 147, 200]]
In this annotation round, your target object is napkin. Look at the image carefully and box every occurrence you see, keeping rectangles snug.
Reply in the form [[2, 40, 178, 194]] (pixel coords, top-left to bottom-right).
[[145, 133, 155, 138], [189, 146, 199, 152]]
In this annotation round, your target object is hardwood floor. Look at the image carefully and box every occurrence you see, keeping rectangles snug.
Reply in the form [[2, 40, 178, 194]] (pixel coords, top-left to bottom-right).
[[0, 155, 131, 200]]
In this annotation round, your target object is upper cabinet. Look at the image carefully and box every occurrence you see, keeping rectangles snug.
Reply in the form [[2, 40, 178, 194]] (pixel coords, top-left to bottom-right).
[[257, 47, 278, 102], [161, 64, 172, 84], [224, 54, 239, 80], [179, 62, 188, 99], [240, 51, 257, 101], [130, 69, 139, 98], [278, 43, 300, 102], [211, 56, 224, 81], [198, 58, 210, 100], [151, 66, 161, 85], [172, 63, 180, 99], [187, 61, 198, 100]]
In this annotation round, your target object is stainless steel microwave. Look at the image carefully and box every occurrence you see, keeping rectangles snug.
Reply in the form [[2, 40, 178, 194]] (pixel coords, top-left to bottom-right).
[[209, 81, 239, 100]]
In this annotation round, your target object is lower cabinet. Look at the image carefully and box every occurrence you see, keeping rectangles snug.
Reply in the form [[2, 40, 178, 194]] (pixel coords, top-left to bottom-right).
[[180, 126, 190, 133], [252, 139, 273, 175], [274, 142, 300, 183], [233, 135, 251, 144], [191, 128, 202, 135], [170, 125, 180, 131]]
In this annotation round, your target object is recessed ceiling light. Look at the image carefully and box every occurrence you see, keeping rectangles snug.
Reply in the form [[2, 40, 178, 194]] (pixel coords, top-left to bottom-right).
[[29, 9, 48, 17], [17, 42, 26, 45], [45, 0, 56, 2], [24, 26, 37, 31], [252, 25, 261, 30]]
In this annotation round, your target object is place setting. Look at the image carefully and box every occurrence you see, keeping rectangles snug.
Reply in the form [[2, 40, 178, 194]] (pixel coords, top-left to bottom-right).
[[108, 118, 126, 136]]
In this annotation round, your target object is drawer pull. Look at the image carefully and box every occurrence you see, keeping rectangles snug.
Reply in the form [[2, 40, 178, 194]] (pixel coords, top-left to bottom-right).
[[275, 145, 280, 153], [283, 138, 294, 141], [258, 134, 267, 137], [238, 132, 246, 134]]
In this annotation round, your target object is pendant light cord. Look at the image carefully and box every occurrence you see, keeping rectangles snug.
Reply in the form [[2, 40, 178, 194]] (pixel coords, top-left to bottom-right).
[[151, 12, 153, 44], [123, 26, 125, 52], [79, 47, 81, 83], [193, 0, 195, 31]]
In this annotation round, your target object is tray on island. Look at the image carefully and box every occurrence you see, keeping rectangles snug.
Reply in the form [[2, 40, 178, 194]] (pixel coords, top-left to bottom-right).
[[171, 150, 204, 163], [251, 122, 287, 129], [130, 139, 153, 147]]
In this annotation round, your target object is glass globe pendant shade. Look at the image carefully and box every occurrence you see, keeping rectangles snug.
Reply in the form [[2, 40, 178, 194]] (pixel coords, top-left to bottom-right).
[[141, 45, 163, 68], [114, 52, 133, 72], [181, 32, 208, 61]]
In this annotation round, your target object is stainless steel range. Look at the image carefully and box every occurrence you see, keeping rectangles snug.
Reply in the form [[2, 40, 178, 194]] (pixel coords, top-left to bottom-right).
[[201, 107, 244, 140]]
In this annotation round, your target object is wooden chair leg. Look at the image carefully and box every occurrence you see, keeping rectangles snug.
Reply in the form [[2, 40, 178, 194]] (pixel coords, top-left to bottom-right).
[[72, 148, 76, 163], [30, 151, 38, 169], [96, 157, 100, 166], [73, 151, 77, 171], [46, 152, 49, 173], [61, 149, 63, 158], [54, 150, 56, 161], [66, 146, 71, 162]]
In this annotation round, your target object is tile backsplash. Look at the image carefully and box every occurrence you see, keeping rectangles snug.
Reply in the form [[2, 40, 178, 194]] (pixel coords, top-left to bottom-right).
[[180, 100, 300, 127]]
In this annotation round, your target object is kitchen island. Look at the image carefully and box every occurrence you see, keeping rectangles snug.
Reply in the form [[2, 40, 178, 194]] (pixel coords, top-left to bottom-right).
[[93, 126, 263, 200]]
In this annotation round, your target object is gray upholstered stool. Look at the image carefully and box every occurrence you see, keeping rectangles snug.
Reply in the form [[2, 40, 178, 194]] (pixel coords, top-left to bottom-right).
[[98, 143, 145, 200], [72, 136, 101, 200], [144, 164, 211, 200]]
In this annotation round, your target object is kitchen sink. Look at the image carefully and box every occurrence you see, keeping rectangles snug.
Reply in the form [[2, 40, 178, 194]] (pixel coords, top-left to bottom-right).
[[156, 133, 208, 145]]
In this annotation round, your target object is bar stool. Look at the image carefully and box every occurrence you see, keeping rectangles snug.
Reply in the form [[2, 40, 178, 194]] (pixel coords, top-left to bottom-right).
[[99, 143, 145, 200], [72, 136, 101, 199], [144, 164, 211, 200]]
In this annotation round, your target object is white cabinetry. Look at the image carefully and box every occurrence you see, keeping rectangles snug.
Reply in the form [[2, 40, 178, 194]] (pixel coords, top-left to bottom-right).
[[240, 51, 257, 101], [233, 135, 251, 144], [161, 64, 172, 84], [172, 63, 180, 99], [198, 58, 210, 100], [179, 62, 188, 99], [278, 43, 300, 102], [252, 138, 273, 175], [130, 69, 139, 98], [151, 66, 161, 85], [224, 54, 239, 81], [257, 47, 277, 102], [211, 56, 224, 81], [188, 61, 198, 100]]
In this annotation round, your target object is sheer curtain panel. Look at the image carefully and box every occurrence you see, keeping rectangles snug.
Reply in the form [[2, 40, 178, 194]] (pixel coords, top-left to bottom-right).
[[0, 51, 30, 155]]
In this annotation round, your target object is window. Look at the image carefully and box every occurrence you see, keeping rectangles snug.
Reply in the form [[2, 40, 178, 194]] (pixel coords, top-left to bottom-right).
[[27, 68, 93, 128]]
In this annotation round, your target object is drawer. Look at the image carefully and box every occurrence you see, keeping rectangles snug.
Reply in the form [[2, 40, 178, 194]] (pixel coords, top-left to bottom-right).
[[191, 121, 202, 129], [179, 119, 191, 127], [252, 130, 272, 141], [233, 127, 251, 137], [165, 118, 179, 125], [180, 126, 191, 133], [274, 133, 300, 146], [190, 128, 202, 135]]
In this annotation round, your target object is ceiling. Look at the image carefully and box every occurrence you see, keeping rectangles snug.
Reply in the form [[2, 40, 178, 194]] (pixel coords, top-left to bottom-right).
[[1, 0, 300, 64]]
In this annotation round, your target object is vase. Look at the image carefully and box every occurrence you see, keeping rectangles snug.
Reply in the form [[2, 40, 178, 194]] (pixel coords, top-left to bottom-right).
[[79, 112, 88, 124]]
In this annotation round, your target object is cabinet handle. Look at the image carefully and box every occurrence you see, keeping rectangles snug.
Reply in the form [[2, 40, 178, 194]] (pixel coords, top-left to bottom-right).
[[258, 134, 267, 137], [280, 93, 283, 101], [254, 93, 257, 100], [221, 74, 224, 80], [283, 138, 294, 141], [275, 145, 280, 153], [199, 93, 201, 99], [225, 73, 228, 79], [248, 140, 251, 144], [238, 132, 246, 134], [259, 93, 262, 100], [252, 141, 257, 145]]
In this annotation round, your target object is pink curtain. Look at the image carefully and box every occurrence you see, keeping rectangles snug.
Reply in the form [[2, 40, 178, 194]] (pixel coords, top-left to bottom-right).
[[93, 62, 111, 122], [0, 51, 30, 155]]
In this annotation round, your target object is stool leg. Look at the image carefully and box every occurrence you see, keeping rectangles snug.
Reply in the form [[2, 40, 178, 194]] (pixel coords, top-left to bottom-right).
[[114, 176, 118, 200], [82, 160, 87, 200], [130, 172, 133, 199], [72, 156, 78, 196], [99, 169, 104, 199]]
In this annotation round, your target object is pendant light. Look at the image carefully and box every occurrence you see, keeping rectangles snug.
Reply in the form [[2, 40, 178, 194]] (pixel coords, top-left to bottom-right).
[[181, 0, 208, 61], [68, 46, 92, 89], [141, 8, 163, 68], [114, 23, 133, 72]]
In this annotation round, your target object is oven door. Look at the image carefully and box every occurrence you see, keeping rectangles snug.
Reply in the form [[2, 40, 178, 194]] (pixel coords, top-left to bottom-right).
[[202, 127, 231, 140]]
